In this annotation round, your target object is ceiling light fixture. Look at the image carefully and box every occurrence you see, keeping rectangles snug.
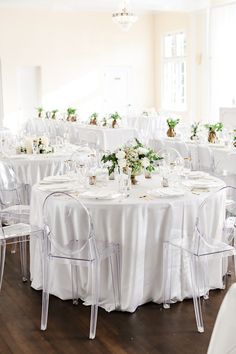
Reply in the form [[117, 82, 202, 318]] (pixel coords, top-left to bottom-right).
[[112, 0, 138, 31]]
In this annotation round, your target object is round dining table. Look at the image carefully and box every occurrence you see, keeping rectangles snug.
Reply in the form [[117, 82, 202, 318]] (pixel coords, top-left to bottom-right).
[[29, 173, 225, 312]]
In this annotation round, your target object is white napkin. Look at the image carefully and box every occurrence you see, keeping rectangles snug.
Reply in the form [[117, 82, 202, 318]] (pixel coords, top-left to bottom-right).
[[188, 171, 209, 179], [148, 188, 185, 198], [183, 179, 223, 189], [80, 190, 120, 200], [40, 175, 75, 184]]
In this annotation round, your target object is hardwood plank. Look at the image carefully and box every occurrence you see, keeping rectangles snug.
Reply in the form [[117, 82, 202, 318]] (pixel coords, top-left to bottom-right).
[[0, 247, 233, 354]]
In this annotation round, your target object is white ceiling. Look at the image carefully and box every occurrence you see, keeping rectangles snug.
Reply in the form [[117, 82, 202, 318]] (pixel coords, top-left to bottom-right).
[[0, 0, 209, 12]]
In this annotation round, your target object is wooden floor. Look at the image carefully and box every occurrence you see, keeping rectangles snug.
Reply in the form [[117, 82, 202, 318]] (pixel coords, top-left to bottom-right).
[[0, 248, 234, 354]]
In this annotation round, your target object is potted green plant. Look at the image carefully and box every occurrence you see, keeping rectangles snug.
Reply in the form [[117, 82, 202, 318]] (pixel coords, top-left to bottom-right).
[[233, 129, 236, 147], [51, 109, 58, 119], [36, 107, 44, 118], [102, 116, 108, 127], [205, 122, 223, 143], [89, 112, 98, 125], [190, 122, 200, 140], [67, 107, 77, 122], [110, 112, 122, 128], [166, 118, 180, 137]]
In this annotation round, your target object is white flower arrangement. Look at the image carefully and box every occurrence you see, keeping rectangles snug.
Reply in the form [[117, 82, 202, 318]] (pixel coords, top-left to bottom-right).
[[101, 138, 162, 176], [17, 136, 54, 155]]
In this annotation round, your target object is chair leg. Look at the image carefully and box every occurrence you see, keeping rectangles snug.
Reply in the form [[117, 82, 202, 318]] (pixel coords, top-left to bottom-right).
[[109, 246, 121, 309], [71, 264, 79, 305], [89, 261, 100, 340], [163, 242, 172, 309], [0, 242, 6, 291], [19, 237, 28, 282], [189, 255, 204, 333], [41, 255, 50, 331], [10, 240, 17, 254]]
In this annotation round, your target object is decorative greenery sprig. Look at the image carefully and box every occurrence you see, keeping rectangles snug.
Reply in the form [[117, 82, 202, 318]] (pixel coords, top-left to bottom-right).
[[191, 122, 200, 138], [51, 109, 58, 119], [110, 112, 122, 121], [205, 122, 223, 132], [67, 107, 77, 116], [167, 118, 180, 129]]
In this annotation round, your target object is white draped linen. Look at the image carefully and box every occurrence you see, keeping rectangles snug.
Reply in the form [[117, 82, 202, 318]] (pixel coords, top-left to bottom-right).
[[30, 175, 225, 312], [24, 119, 137, 151]]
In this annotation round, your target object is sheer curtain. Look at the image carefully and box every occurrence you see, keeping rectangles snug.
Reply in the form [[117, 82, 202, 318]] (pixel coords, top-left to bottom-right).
[[210, 3, 236, 120]]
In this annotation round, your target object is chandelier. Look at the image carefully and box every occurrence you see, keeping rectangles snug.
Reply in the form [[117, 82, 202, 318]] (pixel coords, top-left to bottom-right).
[[112, 0, 138, 31]]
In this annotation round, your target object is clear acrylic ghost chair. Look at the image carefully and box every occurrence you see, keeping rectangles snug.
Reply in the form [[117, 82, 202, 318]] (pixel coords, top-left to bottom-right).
[[137, 116, 152, 145], [214, 152, 236, 188], [0, 160, 30, 223], [163, 186, 236, 333], [80, 131, 102, 152], [0, 210, 42, 288], [41, 192, 121, 339], [158, 147, 184, 172], [198, 145, 215, 173], [149, 138, 165, 153]]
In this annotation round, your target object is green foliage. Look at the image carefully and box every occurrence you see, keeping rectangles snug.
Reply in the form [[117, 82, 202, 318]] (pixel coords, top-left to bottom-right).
[[167, 118, 180, 129], [101, 139, 163, 176], [110, 112, 122, 121], [205, 122, 223, 132], [90, 112, 98, 119], [191, 122, 200, 135], [67, 107, 77, 115]]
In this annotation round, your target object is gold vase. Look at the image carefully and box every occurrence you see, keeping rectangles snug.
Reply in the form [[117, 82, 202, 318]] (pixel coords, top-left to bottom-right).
[[145, 171, 152, 179], [208, 131, 216, 143], [112, 120, 117, 129], [131, 175, 138, 185], [167, 127, 176, 137]]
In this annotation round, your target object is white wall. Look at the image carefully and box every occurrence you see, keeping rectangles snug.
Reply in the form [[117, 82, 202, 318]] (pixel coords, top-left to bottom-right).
[[0, 8, 155, 128]]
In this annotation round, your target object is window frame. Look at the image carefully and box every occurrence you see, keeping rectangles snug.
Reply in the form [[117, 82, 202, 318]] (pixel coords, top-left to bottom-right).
[[161, 30, 187, 112]]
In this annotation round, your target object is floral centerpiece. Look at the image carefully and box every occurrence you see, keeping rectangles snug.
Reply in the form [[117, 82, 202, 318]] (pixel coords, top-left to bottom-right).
[[166, 118, 180, 137], [101, 139, 162, 184], [16, 137, 54, 155], [190, 122, 200, 140], [205, 122, 223, 143], [89, 112, 98, 125], [110, 112, 122, 128]]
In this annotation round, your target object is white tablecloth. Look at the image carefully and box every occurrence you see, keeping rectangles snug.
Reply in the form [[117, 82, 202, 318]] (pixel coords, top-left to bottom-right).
[[24, 119, 137, 151], [30, 174, 225, 312]]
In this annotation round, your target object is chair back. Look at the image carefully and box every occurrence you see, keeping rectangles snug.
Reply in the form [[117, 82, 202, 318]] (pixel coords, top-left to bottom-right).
[[194, 186, 236, 255], [198, 145, 214, 172], [158, 147, 184, 171], [42, 192, 98, 260], [0, 160, 21, 206]]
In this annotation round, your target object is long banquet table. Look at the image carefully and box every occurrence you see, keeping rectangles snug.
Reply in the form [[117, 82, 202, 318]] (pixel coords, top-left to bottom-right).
[[30, 174, 225, 312], [25, 119, 137, 151]]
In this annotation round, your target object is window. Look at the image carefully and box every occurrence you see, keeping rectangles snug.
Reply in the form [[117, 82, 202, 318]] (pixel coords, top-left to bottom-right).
[[162, 31, 187, 111]]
